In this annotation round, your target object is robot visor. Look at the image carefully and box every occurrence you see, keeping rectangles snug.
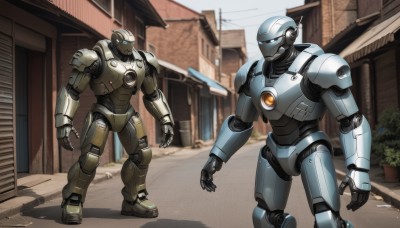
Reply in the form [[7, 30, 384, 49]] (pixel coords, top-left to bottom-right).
[[258, 35, 284, 44], [117, 40, 134, 55]]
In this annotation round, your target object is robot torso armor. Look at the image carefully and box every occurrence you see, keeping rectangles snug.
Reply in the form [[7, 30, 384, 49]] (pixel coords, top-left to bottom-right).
[[91, 40, 146, 114], [237, 43, 355, 175]]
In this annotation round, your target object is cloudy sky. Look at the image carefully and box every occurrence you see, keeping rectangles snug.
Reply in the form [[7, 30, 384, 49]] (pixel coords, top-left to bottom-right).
[[174, 0, 304, 60]]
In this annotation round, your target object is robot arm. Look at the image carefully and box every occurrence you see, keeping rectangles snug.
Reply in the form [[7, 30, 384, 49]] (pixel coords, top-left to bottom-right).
[[201, 62, 259, 192], [307, 54, 371, 211], [139, 51, 174, 148], [55, 49, 100, 150], [210, 60, 259, 162]]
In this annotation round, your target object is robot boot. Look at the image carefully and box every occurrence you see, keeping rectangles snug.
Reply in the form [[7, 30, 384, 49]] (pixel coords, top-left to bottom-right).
[[121, 192, 158, 218], [120, 151, 157, 218], [61, 194, 83, 224], [253, 206, 296, 228], [61, 160, 96, 224]]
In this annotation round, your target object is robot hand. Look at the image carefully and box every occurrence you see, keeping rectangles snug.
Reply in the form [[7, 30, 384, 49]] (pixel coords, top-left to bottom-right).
[[57, 124, 80, 151], [200, 155, 223, 192], [338, 169, 371, 211], [160, 124, 174, 148]]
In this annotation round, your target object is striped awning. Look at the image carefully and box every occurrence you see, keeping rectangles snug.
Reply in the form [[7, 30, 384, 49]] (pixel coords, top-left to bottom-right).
[[188, 68, 228, 96], [340, 11, 400, 63]]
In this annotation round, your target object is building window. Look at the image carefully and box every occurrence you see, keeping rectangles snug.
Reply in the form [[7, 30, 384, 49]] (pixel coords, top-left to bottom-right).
[[114, 0, 123, 22], [92, 0, 111, 14], [201, 38, 205, 56], [136, 18, 145, 50], [92, 0, 123, 23], [206, 44, 210, 60]]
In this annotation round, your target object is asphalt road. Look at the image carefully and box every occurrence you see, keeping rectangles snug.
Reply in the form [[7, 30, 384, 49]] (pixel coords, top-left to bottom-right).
[[4, 142, 400, 227]]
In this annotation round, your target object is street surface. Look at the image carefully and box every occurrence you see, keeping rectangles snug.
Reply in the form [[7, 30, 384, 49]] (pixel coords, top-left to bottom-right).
[[2, 142, 400, 227]]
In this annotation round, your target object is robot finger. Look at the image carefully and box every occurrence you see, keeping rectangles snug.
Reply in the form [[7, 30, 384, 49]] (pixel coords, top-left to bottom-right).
[[338, 178, 349, 195], [347, 192, 363, 211], [346, 200, 356, 211], [165, 136, 173, 147], [160, 133, 167, 148], [159, 138, 166, 148], [207, 180, 217, 192], [203, 183, 213, 192], [71, 126, 80, 139], [63, 137, 74, 151]]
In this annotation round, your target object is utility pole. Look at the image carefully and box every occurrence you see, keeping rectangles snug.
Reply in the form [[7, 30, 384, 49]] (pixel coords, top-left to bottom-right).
[[219, 8, 222, 82]]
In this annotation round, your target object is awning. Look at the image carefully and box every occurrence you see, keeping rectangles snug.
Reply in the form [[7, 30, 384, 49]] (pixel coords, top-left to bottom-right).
[[159, 59, 188, 77], [188, 68, 228, 96], [323, 12, 379, 54], [340, 11, 400, 63], [159, 59, 203, 85]]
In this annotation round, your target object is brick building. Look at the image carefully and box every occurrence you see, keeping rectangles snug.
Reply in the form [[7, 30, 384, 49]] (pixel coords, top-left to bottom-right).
[[219, 29, 268, 136], [0, 0, 165, 202], [287, 0, 400, 146], [147, 0, 229, 144]]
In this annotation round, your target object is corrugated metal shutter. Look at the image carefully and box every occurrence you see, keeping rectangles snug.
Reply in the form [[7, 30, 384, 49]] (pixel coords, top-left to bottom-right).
[[0, 32, 16, 201]]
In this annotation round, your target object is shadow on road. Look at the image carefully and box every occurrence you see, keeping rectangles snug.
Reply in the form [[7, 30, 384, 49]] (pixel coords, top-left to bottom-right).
[[141, 219, 210, 228], [22, 205, 147, 224]]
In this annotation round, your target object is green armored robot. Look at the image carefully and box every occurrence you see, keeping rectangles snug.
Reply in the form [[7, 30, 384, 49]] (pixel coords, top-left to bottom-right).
[[55, 29, 174, 224]]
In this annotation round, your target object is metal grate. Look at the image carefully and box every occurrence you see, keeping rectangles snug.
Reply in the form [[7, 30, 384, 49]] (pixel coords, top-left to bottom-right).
[[0, 32, 16, 201]]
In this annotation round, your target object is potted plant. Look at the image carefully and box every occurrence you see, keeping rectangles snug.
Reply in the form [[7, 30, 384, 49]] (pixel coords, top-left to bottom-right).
[[381, 147, 400, 182], [372, 107, 400, 182]]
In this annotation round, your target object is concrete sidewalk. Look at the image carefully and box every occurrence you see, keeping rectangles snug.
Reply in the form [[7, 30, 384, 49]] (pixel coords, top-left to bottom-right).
[[1, 143, 400, 221], [0, 145, 184, 220]]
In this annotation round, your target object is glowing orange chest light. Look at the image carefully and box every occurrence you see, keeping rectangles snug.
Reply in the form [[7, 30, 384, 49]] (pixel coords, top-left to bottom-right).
[[261, 91, 276, 109]]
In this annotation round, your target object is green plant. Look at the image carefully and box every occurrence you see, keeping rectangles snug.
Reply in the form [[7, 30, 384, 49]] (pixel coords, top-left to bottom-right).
[[382, 147, 400, 167], [372, 107, 400, 164]]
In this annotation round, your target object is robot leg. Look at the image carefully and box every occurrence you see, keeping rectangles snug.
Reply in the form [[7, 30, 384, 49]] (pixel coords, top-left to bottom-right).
[[253, 145, 296, 228], [61, 113, 109, 224], [299, 142, 352, 228], [118, 114, 157, 218]]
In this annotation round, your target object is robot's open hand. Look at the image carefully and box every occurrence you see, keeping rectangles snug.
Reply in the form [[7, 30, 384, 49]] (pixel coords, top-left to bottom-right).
[[160, 124, 174, 148], [200, 155, 223, 192], [57, 125, 80, 151], [338, 169, 371, 211]]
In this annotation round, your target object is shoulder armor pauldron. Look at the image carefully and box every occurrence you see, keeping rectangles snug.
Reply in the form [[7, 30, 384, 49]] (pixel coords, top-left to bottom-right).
[[306, 54, 352, 89], [139, 51, 160, 74], [234, 60, 258, 93], [69, 48, 99, 72]]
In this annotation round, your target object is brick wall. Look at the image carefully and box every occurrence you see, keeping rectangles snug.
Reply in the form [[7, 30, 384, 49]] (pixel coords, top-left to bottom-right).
[[320, 0, 357, 46], [150, 0, 199, 19], [147, 20, 200, 70], [222, 49, 241, 77]]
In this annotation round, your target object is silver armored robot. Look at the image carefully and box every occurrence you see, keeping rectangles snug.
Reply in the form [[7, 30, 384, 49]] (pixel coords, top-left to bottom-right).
[[200, 16, 371, 228], [55, 29, 174, 224]]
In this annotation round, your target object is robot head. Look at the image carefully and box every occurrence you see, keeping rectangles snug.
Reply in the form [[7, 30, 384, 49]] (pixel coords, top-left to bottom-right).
[[111, 29, 135, 56], [257, 16, 298, 61]]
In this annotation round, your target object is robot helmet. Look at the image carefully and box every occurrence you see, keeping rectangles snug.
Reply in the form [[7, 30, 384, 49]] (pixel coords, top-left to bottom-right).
[[111, 29, 135, 55], [257, 16, 298, 61]]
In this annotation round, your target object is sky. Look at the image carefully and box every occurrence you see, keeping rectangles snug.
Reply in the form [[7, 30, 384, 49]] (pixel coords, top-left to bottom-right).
[[174, 0, 304, 61]]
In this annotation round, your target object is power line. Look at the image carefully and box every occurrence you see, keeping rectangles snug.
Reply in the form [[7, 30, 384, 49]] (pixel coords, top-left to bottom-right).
[[228, 9, 285, 21], [222, 8, 258, 14]]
